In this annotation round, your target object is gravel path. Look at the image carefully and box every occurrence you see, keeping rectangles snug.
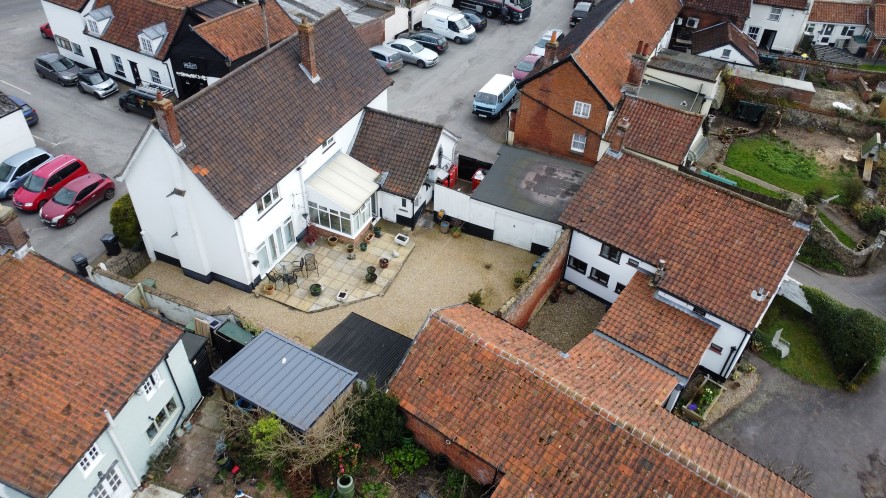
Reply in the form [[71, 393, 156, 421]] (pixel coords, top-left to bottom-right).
[[526, 290, 608, 352]]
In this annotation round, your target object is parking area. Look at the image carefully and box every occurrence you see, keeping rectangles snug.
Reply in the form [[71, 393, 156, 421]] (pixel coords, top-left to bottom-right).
[[1, 0, 148, 271]]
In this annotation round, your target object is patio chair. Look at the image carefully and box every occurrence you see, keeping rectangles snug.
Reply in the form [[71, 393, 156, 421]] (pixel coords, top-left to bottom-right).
[[771, 328, 790, 359], [284, 271, 299, 290], [266, 271, 283, 290], [291, 258, 305, 277], [303, 253, 319, 277]]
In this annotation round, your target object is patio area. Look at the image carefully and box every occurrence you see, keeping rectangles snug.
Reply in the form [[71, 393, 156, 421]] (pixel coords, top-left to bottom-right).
[[259, 223, 415, 312]]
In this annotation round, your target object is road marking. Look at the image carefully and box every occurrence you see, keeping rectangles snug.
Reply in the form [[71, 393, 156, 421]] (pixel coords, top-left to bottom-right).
[[33, 135, 63, 147], [0, 80, 31, 95]]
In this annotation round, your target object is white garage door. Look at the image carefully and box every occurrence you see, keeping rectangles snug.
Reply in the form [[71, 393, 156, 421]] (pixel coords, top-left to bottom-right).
[[494, 212, 533, 250]]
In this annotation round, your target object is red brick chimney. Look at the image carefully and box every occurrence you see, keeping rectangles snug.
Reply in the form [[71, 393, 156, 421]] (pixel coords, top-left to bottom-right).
[[542, 31, 559, 69], [151, 92, 185, 152], [0, 206, 30, 256], [624, 41, 651, 94], [298, 16, 319, 82], [608, 117, 630, 157]]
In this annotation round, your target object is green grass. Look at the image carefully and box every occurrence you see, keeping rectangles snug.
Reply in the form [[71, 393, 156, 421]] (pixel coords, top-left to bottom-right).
[[717, 171, 784, 198], [858, 64, 886, 73], [797, 238, 846, 274], [756, 296, 842, 389], [818, 213, 856, 248], [725, 135, 851, 196]]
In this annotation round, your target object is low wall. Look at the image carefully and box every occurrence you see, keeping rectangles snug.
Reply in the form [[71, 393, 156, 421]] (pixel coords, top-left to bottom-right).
[[731, 76, 815, 105], [808, 217, 882, 275], [497, 229, 570, 329], [775, 58, 886, 89], [764, 104, 881, 137]]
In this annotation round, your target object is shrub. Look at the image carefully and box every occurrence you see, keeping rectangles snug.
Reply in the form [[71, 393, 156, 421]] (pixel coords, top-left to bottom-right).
[[384, 442, 429, 478], [109, 194, 142, 247], [442, 469, 469, 498], [803, 287, 886, 385], [468, 289, 484, 307], [513, 270, 528, 289], [796, 239, 845, 274], [359, 482, 391, 498], [349, 378, 406, 456], [839, 176, 866, 207], [248, 415, 289, 471], [803, 187, 826, 206], [856, 204, 886, 234]]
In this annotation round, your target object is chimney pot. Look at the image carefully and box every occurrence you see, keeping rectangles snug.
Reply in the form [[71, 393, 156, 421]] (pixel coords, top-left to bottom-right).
[[542, 37, 559, 69], [298, 17, 319, 82], [625, 40, 650, 89], [150, 93, 185, 152]]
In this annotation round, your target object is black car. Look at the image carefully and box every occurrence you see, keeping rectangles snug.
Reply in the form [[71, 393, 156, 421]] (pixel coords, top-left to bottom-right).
[[460, 10, 488, 31], [118, 86, 172, 117], [397, 30, 449, 54], [570, 2, 593, 27]]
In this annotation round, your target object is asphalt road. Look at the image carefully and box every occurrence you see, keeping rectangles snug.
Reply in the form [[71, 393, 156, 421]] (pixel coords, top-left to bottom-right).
[[387, 1, 573, 163], [0, 0, 148, 271]]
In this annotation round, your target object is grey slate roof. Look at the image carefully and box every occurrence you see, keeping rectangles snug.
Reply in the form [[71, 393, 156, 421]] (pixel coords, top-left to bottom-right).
[[0, 91, 19, 120], [209, 330, 356, 432], [471, 145, 591, 224], [312, 313, 413, 388], [646, 49, 725, 83], [349, 109, 443, 200], [173, 9, 393, 217]]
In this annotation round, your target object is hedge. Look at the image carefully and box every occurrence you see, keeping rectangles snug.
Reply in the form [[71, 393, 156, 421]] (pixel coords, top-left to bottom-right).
[[803, 286, 886, 385], [109, 194, 142, 248]]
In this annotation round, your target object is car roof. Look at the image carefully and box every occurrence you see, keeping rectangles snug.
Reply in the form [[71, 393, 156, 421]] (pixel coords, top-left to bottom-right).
[[61, 173, 105, 191], [478, 74, 515, 94], [574, 2, 593, 11], [79, 68, 103, 75], [7, 95, 27, 106], [37, 53, 63, 62], [369, 45, 398, 55], [33, 155, 81, 177], [2, 147, 50, 166]]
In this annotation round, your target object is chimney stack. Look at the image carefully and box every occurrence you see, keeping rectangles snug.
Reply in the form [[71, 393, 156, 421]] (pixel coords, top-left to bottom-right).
[[623, 41, 651, 95], [150, 92, 185, 152], [298, 16, 319, 82], [0, 205, 31, 258], [542, 31, 559, 69], [607, 117, 630, 158]]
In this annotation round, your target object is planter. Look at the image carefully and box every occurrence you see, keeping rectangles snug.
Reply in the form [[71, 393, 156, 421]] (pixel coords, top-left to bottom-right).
[[440, 221, 450, 234], [367, 266, 376, 275], [452, 227, 462, 238], [359, 242, 368, 251], [262, 283, 275, 295], [434, 454, 449, 472], [347, 243, 354, 253], [379, 258, 389, 269], [680, 377, 724, 424], [373, 226, 382, 237], [336, 474, 355, 498], [566, 284, 577, 294], [394, 233, 410, 246], [365, 272, 378, 283], [327, 236, 338, 247], [309, 284, 322, 297], [365, 233, 374, 243]]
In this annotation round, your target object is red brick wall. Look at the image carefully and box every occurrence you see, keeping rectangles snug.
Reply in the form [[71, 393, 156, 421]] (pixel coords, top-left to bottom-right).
[[730, 75, 816, 105], [355, 16, 386, 48], [498, 229, 570, 329], [514, 62, 608, 165], [309, 222, 373, 247], [404, 412, 500, 486]]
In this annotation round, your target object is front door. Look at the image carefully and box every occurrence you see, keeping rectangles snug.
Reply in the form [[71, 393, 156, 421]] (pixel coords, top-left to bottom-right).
[[88, 464, 133, 498], [129, 60, 142, 86], [90, 47, 103, 72], [760, 29, 777, 50]]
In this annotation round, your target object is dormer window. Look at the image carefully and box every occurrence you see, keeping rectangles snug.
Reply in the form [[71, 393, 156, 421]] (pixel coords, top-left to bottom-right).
[[86, 19, 99, 34], [84, 5, 113, 36], [139, 37, 153, 52], [138, 22, 168, 56]]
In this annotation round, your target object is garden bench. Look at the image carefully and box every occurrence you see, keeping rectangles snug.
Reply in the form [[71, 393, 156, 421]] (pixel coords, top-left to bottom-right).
[[771, 328, 790, 359]]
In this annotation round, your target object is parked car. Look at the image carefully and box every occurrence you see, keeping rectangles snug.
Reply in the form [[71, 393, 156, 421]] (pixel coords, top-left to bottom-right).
[[77, 69, 119, 99], [396, 31, 449, 54], [39, 23, 53, 39], [513, 53, 542, 82], [0, 148, 53, 199], [530, 29, 564, 56], [12, 155, 89, 212], [383, 39, 439, 68], [570, 2, 592, 26], [40, 173, 115, 227], [368, 45, 405, 74], [118, 85, 172, 117], [8, 95, 39, 126], [34, 53, 79, 86], [460, 10, 488, 32]]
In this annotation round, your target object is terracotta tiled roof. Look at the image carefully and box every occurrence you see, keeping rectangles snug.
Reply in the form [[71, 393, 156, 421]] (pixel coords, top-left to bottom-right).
[[604, 96, 704, 165], [753, 0, 809, 10], [683, 0, 751, 19], [875, 4, 886, 38], [89, 0, 204, 60], [809, 1, 869, 24], [559, 154, 807, 331], [0, 254, 183, 498], [693, 21, 761, 67], [596, 273, 717, 377], [552, 0, 683, 107], [173, 10, 393, 217], [193, 2, 296, 61], [350, 109, 443, 199], [389, 305, 809, 497], [42, 0, 90, 11]]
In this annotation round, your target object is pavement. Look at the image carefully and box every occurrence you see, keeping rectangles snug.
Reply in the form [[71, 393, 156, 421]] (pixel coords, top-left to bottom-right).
[[788, 262, 886, 319]]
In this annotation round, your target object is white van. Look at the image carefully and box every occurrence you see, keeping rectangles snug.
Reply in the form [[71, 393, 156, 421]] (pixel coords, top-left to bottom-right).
[[422, 6, 476, 44], [472, 74, 517, 119]]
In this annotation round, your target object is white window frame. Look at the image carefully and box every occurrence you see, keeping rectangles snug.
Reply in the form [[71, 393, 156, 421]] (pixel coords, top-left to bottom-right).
[[686, 17, 699, 29], [149, 69, 161, 84], [145, 397, 179, 442], [322, 136, 335, 150], [88, 465, 124, 498], [768, 7, 782, 22], [572, 101, 591, 119], [55, 35, 72, 51], [567, 255, 588, 275], [570, 133, 586, 153], [748, 26, 760, 40], [308, 199, 370, 237], [86, 18, 100, 34], [141, 370, 162, 399], [805, 23, 815, 35], [139, 36, 153, 53], [111, 54, 125, 75], [721, 48, 732, 59], [255, 218, 296, 272], [78, 444, 103, 476], [72, 42, 83, 56], [256, 185, 280, 215], [589, 267, 610, 286]]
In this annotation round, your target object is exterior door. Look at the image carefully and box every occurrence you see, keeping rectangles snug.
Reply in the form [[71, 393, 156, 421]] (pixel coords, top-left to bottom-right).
[[90, 47, 104, 72], [88, 464, 132, 498], [129, 61, 142, 86], [760, 29, 776, 50]]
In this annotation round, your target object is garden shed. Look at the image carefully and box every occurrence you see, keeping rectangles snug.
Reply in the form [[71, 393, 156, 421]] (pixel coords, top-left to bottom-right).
[[209, 331, 356, 432]]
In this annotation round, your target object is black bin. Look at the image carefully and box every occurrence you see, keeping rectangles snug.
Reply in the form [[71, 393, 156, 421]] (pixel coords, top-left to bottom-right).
[[72, 253, 88, 277], [100, 233, 121, 256]]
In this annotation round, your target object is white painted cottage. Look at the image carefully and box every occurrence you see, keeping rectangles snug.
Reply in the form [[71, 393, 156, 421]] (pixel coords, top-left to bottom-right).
[[692, 22, 762, 69], [0, 92, 36, 162], [746, 0, 812, 52]]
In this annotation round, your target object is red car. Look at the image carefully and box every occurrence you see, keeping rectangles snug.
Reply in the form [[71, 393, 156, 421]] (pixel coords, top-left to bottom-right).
[[13, 155, 89, 212], [513, 53, 542, 83], [40, 173, 115, 227], [40, 23, 53, 39]]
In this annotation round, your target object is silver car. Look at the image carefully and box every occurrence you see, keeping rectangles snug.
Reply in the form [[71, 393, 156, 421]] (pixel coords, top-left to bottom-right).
[[383, 39, 438, 68], [77, 69, 119, 99], [0, 148, 54, 199], [34, 53, 79, 86]]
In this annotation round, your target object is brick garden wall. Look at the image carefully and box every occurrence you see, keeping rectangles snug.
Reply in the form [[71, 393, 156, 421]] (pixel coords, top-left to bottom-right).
[[354, 15, 388, 48], [775, 58, 886, 88], [731, 76, 816, 105], [497, 229, 570, 329], [403, 412, 500, 485], [760, 103, 881, 137]]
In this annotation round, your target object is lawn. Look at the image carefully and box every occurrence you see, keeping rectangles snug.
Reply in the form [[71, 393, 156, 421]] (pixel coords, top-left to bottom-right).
[[725, 135, 850, 196], [858, 64, 886, 73], [718, 171, 784, 198], [819, 213, 856, 248], [756, 296, 842, 389]]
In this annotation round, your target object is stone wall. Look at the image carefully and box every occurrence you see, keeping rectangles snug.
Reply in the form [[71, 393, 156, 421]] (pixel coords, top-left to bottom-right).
[[497, 229, 570, 329], [765, 104, 881, 137], [809, 217, 881, 275]]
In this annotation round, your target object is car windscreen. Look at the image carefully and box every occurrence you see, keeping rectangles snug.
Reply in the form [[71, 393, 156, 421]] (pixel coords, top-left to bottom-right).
[[83, 72, 105, 84], [22, 173, 46, 192], [0, 163, 13, 182], [475, 92, 497, 105], [516, 59, 537, 71], [52, 187, 77, 206], [535, 37, 549, 48], [454, 17, 470, 30], [50, 58, 75, 71], [517, 0, 531, 7]]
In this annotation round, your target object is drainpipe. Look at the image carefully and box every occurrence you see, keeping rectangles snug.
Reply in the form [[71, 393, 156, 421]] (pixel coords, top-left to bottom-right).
[[103, 409, 141, 487], [719, 346, 738, 378]]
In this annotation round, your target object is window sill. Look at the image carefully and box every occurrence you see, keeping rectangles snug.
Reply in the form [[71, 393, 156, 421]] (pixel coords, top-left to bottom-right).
[[588, 278, 609, 287], [567, 266, 586, 274], [115, 71, 126, 78], [256, 199, 282, 221]]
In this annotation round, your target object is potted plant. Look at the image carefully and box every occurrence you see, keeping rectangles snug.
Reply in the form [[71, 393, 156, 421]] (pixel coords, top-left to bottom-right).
[[347, 243, 354, 253], [366, 266, 377, 283], [328, 235, 339, 247], [379, 257, 389, 269], [359, 242, 368, 251], [262, 283, 275, 295], [310, 284, 322, 296], [452, 225, 462, 238], [373, 225, 382, 237], [365, 232, 374, 243], [304, 222, 318, 247]]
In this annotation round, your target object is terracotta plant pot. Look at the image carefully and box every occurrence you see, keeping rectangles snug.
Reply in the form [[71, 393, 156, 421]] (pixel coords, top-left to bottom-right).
[[262, 283, 274, 295], [365, 233, 374, 242], [379, 258, 389, 269], [566, 284, 577, 294], [328, 236, 338, 247], [347, 243, 354, 253]]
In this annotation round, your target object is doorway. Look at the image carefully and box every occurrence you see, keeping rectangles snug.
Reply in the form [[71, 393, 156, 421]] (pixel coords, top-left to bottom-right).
[[760, 29, 777, 51], [90, 47, 103, 72], [129, 60, 142, 86]]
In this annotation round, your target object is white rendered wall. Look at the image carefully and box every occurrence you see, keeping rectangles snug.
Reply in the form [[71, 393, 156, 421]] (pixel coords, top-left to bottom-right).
[[698, 47, 757, 68], [564, 231, 656, 303], [747, 3, 809, 52], [0, 112, 35, 162]]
